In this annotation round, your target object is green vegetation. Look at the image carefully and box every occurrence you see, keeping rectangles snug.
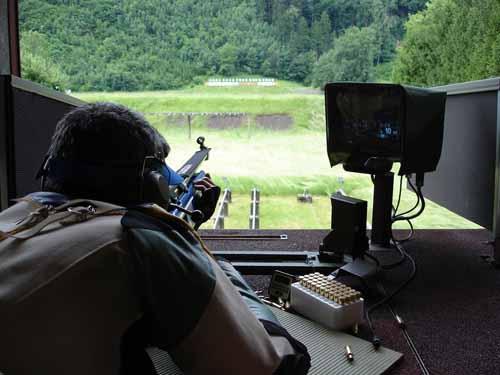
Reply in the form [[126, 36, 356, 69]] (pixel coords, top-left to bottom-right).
[[19, 0, 427, 90], [393, 0, 500, 86], [20, 31, 69, 90], [310, 26, 377, 87], [77, 84, 325, 131], [80, 93, 320, 120], [215, 188, 481, 230], [220, 194, 333, 229], [78, 85, 481, 230], [18, 0, 497, 229], [76, 86, 331, 181], [19, 0, 500, 90]]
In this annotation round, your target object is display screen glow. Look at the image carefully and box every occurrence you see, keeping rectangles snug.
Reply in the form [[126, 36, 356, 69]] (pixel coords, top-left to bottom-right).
[[327, 84, 404, 158]]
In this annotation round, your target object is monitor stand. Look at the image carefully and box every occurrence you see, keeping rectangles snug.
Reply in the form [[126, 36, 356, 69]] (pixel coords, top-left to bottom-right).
[[370, 172, 394, 249], [335, 256, 379, 279]]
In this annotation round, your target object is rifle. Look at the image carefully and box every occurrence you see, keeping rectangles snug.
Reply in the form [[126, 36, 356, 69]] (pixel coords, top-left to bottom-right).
[[168, 136, 211, 229]]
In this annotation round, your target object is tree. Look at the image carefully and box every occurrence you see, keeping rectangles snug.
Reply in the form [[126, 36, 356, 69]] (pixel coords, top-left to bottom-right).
[[310, 26, 377, 87], [20, 31, 69, 90], [218, 43, 239, 76], [290, 16, 311, 53], [370, 0, 401, 64], [326, 0, 376, 32], [291, 0, 313, 25], [256, 0, 273, 23], [287, 51, 315, 82], [18, 0, 430, 90], [311, 11, 332, 58], [392, 0, 500, 86]]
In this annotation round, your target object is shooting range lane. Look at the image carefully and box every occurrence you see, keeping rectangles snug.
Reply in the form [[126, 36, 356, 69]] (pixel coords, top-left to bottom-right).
[[200, 229, 500, 375]]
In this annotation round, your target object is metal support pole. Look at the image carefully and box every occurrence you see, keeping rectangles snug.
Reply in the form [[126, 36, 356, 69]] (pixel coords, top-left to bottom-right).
[[213, 216, 224, 229], [371, 172, 394, 247], [221, 201, 229, 217], [249, 188, 260, 229], [212, 188, 231, 230], [251, 188, 260, 202], [493, 91, 500, 266], [187, 114, 192, 140]]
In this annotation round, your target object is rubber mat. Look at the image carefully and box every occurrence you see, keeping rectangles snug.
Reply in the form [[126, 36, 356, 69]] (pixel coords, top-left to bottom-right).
[[148, 307, 402, 374]]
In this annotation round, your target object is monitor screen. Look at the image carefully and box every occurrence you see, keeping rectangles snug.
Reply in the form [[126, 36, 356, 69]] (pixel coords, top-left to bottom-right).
[[326, 84, 405, 165]]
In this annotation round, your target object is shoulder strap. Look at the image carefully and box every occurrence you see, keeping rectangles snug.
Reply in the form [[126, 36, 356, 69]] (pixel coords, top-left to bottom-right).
[[0, 199, 126, 241]]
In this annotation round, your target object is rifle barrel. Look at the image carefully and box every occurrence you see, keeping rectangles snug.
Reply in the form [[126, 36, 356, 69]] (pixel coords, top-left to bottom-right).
[[176, 148, 210, 179]]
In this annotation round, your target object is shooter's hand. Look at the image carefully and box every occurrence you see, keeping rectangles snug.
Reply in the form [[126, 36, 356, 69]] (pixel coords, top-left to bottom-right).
[[193, 174, 221, 223]]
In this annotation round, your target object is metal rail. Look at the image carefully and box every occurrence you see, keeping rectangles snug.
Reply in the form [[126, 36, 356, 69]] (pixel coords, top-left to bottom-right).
[[210, 250, 341, 275], [202, 233, 288, 241], [249, 188, 260, 229], [212, 188, 232, 229]]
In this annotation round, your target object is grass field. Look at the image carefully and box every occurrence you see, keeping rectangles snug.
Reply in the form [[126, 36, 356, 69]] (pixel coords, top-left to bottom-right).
[[75, 82, 482, 230], [76, 80, 325, 131], [206, 192, 481, 230]]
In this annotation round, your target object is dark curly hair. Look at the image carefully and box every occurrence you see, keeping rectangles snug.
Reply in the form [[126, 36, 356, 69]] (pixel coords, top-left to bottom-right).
[[43, 102, 170, 203]]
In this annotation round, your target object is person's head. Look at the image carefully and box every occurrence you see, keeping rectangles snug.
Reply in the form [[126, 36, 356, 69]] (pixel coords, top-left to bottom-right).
[[41, 102, 171, 205]]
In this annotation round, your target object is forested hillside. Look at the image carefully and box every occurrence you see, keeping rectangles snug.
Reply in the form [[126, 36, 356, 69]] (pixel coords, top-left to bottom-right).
[[19, 0, 426, 91], [393, 0, 500, 86]]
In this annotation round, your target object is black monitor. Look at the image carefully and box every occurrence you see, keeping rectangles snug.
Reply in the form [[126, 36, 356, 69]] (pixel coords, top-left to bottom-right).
[[325, 83, 446, 175]]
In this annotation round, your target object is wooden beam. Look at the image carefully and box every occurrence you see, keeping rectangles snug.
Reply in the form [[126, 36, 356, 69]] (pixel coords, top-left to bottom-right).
[[0, 0, 20, 76], [8, 0, 20, 76]]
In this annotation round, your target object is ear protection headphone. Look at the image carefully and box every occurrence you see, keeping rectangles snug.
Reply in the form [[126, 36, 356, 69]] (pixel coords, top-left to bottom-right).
[[139, 155, 184, 209], [36, 154, 184, 209]]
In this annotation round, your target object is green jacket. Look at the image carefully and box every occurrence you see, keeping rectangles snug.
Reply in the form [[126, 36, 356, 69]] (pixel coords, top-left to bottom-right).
[[0, 193, 310, 375]]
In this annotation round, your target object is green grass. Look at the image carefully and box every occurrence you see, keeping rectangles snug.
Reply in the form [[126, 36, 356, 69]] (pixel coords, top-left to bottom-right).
[[76, 79, 313, 97], [211, 175, 342, 196], [202, 189, 481, 230], [164, 132, 338, 178], [74, 82, 483, 230], [75, 82, 325, 131], [211, 194, 332, 230]]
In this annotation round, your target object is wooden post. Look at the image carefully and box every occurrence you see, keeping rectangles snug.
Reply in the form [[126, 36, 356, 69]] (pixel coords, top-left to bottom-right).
[[0, 0, 21, 76]]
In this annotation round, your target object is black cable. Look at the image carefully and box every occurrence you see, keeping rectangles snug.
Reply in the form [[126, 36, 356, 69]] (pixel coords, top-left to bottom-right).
[[382, 174, 410, 241], [365, 241, 417, 347], [378, 283, 431, 375], [391, 176, 426, 243], [392, 218, 414, 243], [381, 235, 407, 269], [393, 176, 421, 219], [393, 186, 426, 222], [364, 173, 426, 349], [393, 174, 404, 216]]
